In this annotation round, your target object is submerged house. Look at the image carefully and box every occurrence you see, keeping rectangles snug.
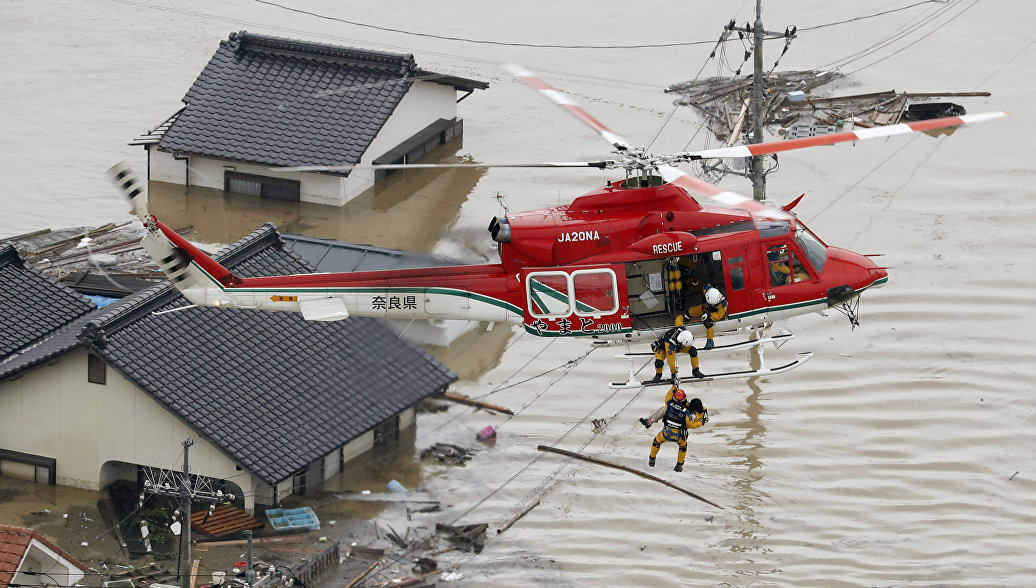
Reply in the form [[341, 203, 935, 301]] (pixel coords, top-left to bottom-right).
[[0, 524, 88, 588], [0, 232, 456, 510], [132, 31, 488, 205]]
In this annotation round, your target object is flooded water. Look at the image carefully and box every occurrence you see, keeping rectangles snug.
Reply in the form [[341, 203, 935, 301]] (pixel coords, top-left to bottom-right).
[[3, 0, 1036, 585]]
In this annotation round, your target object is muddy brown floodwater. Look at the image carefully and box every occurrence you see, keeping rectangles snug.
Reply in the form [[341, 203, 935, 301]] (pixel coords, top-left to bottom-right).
[[3, 0, 1036, 586]]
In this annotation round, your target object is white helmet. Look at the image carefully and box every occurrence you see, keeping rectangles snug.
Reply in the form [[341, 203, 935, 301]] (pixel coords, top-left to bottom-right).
[[705, 287, 724, 306], [676, 330, 694, 347]]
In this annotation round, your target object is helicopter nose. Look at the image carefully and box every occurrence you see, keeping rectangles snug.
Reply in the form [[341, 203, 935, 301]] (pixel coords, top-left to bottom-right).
[[826, 247, 889, 292]]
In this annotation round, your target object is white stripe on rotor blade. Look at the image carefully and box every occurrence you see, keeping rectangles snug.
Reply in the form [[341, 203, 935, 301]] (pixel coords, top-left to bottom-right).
[[502, 64, 532, 77], [712, 191, 750, 206], [852, 125, 914, 140], [960, 111, 1007, 124], [602, 131, 630, 147], [542, 89, 577, 106], [693, 145, 753, 158]]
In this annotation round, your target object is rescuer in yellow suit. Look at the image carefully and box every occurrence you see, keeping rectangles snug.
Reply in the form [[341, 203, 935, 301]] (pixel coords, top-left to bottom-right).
[[645, 387, 708, 472], [650, 325, 705, 382], [681, 285, 728, 350], [769, 248, 792, 285]]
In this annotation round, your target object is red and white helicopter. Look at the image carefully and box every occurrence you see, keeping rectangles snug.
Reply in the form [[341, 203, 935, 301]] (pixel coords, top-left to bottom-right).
[[109, 66, 1003, 387]]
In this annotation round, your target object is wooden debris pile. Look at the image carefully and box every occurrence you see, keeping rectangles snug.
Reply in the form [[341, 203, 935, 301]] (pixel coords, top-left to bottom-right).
[[1, 222, 194, 283], [434, 522, 488, 554], [665, 69, 990, 145], [419, 442, 476, 465]]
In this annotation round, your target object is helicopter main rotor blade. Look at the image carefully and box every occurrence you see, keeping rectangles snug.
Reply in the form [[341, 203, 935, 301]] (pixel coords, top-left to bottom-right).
[[688, 111, 1007, 160], [657, 164, 789, 220], [274, 161, 612, 172], [503, 64, 632, 151]]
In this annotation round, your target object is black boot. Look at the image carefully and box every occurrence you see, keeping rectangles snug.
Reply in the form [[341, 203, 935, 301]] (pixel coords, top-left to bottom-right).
[[648, 457, 656, 467], [692, 368, 705, 379], [674, 462, 684, 472], [650, 372, 662, 383]]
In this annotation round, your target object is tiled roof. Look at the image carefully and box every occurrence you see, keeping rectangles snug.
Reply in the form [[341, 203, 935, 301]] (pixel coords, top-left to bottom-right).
[[158, 31, 485, 169], [80, 224, 456, 484], [282, 233, 464, 273], [0, 525, 88, 587], [0, 243, 95, 359]]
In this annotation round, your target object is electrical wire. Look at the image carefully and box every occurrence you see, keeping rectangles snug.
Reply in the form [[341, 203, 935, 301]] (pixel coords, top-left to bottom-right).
[[844, 0, 981, 75], [797, 0, 950, 32], [817, 0, 962, 72]]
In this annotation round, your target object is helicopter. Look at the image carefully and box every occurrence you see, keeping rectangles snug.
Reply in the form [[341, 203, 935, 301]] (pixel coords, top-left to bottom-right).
[[108, 66, 1004, 386]]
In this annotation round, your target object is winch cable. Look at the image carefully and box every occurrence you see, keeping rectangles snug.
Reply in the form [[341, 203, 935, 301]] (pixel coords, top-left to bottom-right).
[[489, 346, 599, 432], [497, 372, 653, 526], [448, 358, 651, 527]]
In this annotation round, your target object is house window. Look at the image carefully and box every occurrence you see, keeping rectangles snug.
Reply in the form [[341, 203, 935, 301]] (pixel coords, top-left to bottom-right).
[[374, 415, 400, 446], [225, 171, 300, 202], [88, 353, 106, 384]]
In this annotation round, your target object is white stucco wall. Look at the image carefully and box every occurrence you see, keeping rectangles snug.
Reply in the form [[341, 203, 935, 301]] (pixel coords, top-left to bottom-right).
[[0, 348, 261, 509], [146, 79, 460, 206], [11, 540, 86, 587], [1, 350, 427, 508]]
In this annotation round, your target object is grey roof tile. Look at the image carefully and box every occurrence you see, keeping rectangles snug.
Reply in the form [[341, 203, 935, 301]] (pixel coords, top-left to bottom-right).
[[0, 243, 96, 360], [157, 31, 485, 169], [1, 227, 455, 485]]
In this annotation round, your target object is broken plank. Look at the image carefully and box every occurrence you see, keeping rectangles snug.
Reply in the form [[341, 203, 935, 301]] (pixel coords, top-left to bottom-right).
[[497, 500, 540, 534], [537, 445, 723, 509], [189, 558, 201, 588], [344, 560, 380, 588], [438, 391, 513, 414]]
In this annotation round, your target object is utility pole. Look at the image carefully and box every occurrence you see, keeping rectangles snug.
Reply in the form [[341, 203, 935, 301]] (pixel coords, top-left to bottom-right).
[[142, 438, 237, 588], [730, 0, 795, 201], [750, 0, 766, 201], [178, 439, 193, 588]]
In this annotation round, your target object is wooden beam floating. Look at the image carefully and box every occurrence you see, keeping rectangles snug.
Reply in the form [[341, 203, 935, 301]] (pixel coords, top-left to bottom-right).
[[438, 391, 514, 415], [537, 445, 723, 509]]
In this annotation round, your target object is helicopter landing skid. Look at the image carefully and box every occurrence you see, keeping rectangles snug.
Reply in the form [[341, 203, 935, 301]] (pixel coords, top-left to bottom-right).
[[612, 332, 795, 358], [609, 351, 813, 389]]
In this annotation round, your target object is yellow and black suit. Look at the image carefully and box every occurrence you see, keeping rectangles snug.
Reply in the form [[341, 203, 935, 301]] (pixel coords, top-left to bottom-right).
[[649, 387, 708, 470], [682, 283, 728, 344], [651, 326, 700, 381]]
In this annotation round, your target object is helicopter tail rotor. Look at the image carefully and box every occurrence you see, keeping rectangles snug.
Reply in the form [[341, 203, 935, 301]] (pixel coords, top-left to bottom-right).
[[107, 160, 148, 221]]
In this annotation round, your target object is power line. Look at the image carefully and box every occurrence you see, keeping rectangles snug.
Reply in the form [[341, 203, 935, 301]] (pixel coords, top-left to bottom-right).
[[844, 0, 982, 75], [798, 0, 950, 32]]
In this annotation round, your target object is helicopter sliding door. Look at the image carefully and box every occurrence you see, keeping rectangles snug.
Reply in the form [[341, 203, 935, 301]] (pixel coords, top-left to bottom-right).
[[521, 265, 631, 336]]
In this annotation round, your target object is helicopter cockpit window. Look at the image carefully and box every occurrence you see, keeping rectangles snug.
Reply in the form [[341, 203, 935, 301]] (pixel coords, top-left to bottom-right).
[[794, 225, 828, 273], [766, 245, 811, 286], [757, 219, 790, 238]]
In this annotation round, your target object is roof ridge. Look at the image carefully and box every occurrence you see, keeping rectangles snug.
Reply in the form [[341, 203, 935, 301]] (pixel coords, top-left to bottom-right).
[[226, 30, 416, 75], [0, 242, 24, 268], [81, 224, 294, 344]]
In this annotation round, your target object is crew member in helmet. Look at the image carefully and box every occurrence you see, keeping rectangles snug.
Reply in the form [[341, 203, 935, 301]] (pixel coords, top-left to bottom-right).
[[650, 326, 705, 383], [646, 387, 709, 472], [700, 287, 728, 350]]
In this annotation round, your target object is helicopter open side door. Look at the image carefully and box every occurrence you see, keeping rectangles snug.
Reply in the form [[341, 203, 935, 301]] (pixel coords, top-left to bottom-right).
[[520, 265, 631, 336]]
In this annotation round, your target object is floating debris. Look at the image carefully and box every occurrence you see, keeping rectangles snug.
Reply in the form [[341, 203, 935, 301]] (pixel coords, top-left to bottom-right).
[[420, 443, 476, 464], [435, 523, 488, 554]]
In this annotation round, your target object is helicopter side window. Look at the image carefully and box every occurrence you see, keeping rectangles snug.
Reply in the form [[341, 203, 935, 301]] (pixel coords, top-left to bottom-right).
[[729, 266, 745, 291], [767, 244, 811, 286], [527, 271, 571, 318]]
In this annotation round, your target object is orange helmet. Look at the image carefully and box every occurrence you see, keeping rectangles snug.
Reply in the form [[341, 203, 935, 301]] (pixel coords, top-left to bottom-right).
[[673, 389, 686, 401]]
